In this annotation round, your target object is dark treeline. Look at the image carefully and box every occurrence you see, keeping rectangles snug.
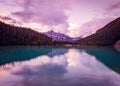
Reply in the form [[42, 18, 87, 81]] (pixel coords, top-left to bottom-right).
[[0, 17, 120, 46], [0, 22, 52, 45], [76, 17, 120, 46], [53, 41, 73, 46]]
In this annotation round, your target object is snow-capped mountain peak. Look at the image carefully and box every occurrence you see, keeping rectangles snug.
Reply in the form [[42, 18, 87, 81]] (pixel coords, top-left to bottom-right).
[[44, 30, 82, 42]]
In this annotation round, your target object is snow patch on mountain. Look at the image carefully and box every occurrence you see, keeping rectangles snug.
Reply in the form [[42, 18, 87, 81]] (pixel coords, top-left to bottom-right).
[[44, 30, 82, 42]]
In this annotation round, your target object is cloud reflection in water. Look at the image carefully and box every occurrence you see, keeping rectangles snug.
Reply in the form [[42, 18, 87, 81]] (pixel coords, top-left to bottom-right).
[[0, 48, 120, 86]]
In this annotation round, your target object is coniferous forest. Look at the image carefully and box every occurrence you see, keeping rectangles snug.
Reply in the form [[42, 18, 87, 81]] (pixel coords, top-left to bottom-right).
[[0, 22, 52, 45], [0, 17, 120, 46], [76, 17, 120, 46]]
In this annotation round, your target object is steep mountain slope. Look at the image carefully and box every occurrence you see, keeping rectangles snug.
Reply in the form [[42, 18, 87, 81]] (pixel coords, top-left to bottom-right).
[[44, 30, 82, 42], [0, 22, 52, 45], [76, 17, 120, 46]]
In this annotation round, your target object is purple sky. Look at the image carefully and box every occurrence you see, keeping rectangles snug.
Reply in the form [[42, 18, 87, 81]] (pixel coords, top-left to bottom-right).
[[0, 0, 120, 37]]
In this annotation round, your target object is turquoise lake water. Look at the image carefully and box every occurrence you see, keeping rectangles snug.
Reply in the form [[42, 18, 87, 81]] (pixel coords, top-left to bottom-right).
[[0, 46, 120, 86]]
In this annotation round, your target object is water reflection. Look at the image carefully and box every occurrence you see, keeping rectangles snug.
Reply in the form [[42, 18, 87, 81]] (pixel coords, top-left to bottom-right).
[[0, 47, 120, 86], [0, 46, 52, 65], [81, 46, 120, 73]]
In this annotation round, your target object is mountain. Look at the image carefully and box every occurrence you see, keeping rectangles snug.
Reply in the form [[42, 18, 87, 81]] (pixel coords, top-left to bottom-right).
[[0, 22, 52, 45], [44, 30, 82, 42], [76, 17, 120, 46]]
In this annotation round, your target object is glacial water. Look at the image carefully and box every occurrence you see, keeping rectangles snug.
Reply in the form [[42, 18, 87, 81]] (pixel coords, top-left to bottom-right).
[[0, 46, 120, 86]]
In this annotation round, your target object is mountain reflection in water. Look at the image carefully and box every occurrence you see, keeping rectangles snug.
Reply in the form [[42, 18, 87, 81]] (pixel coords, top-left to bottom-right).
[[0, 46, 120, 86]]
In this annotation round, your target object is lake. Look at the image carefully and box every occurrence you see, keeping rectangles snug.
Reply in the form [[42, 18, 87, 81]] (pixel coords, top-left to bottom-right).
[[0, 46, 120, 86]]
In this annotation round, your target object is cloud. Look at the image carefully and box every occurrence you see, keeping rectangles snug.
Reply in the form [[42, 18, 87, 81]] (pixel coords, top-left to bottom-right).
[[3, 48, 120, 86], [1, 0, 120, 37], [0, 15, 11, 20], [0, 15, 19, 24], [13, 63, 66, 77], [106, 1, 120, 11], [11, 0, 70, 33], [0, 0, 6, 4], [12, 11, 34, 22], [103, 1, 120, 18], [1, 16, 13, 20], [68, 17, 115, 37]]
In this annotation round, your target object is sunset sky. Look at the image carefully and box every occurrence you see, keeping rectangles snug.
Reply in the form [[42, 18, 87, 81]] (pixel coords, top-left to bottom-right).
[[0, 0, 120, 37]]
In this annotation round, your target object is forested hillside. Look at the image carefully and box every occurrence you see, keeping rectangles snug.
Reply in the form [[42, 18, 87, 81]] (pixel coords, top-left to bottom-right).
[[0, 22, 52, 45], [76, 17, 120, 46]]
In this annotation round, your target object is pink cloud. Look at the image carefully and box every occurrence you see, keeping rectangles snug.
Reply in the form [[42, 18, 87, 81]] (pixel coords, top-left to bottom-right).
[[11, 0, 69, 33], [12, 11, 34, 22], [0, 15, 14, 22], [1, 0, 120, 37], [0, 15, 22, 25], [72, 17, 115, 37], [12, 0, 69, 25], [106, 1, 120, 11], [1, 16, 13, 21]]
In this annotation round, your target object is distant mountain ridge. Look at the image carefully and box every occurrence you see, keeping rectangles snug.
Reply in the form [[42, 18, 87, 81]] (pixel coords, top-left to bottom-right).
[[76, 17, 120, 46], [0, 17, 120, 46], [0, 22, 52, 45], [44, 30, 82, 42]]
